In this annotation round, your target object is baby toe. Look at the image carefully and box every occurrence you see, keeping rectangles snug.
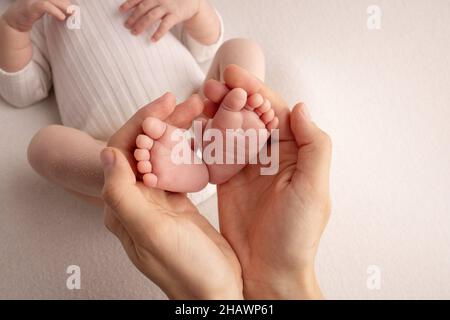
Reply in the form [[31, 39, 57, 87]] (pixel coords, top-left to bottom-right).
[[137, 161, 152, 174], [266, 117, 280, 131], [221, 88, 248, 112], [143, 173, 158, 188], [136, 134, 154, 150], [261, 109, 275, 125], [246, 93, 264, 110], [256, 99, 271, 115], [142, 117, 168, 140], [134, 148, 150, 161]]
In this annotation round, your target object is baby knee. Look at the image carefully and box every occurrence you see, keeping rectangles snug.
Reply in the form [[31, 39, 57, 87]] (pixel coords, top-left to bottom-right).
[[27, 125, 65, 175], [217, 38, 266, 80], [220, 38, 264, 58]]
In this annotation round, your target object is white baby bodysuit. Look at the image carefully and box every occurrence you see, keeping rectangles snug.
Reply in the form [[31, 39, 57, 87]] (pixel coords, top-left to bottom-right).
[[0, 0, 223, 139], [0, 0, 223, 204]]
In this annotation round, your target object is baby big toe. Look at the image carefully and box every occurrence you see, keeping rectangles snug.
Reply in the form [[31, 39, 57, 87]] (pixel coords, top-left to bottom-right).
[[142, 117, 167, 140], [221, 88, 248, 112]]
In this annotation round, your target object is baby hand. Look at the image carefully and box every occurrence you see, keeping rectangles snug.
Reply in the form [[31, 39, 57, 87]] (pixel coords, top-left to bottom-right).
[[3, 0, 72, 32], [120, 0, 202, 42]]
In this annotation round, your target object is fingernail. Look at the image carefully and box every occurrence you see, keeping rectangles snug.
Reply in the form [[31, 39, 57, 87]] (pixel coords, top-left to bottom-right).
[[300, 103, 311, 120], [100, 148, 115, 168]]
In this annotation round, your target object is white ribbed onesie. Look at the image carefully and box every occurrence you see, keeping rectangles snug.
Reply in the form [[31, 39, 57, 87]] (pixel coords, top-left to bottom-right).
[[0, 0, 223, 203], [0, 0, 223, 139]]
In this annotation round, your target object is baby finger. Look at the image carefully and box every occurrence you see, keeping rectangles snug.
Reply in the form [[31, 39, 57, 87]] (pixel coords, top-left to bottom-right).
[[151, 14, 178, 42], [132, 6, 166, 35]]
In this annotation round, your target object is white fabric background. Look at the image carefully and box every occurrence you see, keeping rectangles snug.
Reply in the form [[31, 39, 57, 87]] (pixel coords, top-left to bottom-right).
[[0, 0, 449, 299]]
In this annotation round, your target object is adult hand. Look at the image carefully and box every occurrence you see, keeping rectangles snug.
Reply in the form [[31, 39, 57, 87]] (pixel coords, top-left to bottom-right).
[[103, 93, 243, 300], [204, 65, 332, 299]]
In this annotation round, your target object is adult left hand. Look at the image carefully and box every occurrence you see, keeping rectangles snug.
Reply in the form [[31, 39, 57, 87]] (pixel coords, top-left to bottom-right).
[[104, 93, 243, 300]]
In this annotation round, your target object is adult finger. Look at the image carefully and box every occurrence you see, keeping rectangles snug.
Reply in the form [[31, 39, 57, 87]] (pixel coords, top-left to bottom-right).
[[108, 92, 176, 152], [203, 99, 219, 118], [165, 94, 204, 129], [203, 79, 229, 104], [290, 103, 332, 192], [101, 147, 166, 234]]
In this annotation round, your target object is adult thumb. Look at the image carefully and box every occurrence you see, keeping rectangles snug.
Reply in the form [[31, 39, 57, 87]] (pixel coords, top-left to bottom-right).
[[100, 148, 137, 208], [290, 103, 332, 190]]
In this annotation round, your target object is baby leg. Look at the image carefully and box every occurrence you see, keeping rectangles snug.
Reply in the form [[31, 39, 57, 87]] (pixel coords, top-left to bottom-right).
[[27, 125, 105, 204]]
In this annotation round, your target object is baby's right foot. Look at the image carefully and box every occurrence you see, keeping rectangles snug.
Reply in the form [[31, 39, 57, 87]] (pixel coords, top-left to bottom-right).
[[204, 88, 279, 184], [134, 117, 209, 193]]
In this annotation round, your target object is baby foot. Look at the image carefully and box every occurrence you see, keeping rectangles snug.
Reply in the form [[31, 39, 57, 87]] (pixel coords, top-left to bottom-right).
[[204, 88, 278, 184], [134, 117, 209, 193]]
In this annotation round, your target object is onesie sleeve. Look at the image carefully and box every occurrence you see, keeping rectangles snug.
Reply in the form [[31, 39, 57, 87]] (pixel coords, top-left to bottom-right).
[[0, 21, 52, 108], [173, 10, 224, 64]]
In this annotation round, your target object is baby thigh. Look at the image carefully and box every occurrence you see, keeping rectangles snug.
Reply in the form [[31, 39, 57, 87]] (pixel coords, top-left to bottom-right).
[[27, 125, 106, 202], [204, 38, 266, 83]]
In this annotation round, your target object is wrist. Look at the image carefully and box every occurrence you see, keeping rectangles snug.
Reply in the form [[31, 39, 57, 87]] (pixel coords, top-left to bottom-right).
[[1, 11, 33, 34], [0, 15, 33, 73], [163, 278, 244, 300], [2, 11, 18, 31], [0, 14, 12, 30], [244, 265, 323, 300], [184, 0, 207, 28], [167, 286, 244, 300], [184, 0, 221, 45], [204, 287, 244, 300], [191, 0, 207, 20]]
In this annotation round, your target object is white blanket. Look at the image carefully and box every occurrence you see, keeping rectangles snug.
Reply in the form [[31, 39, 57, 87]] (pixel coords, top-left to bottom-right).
[[1, 0, 449, 299]]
